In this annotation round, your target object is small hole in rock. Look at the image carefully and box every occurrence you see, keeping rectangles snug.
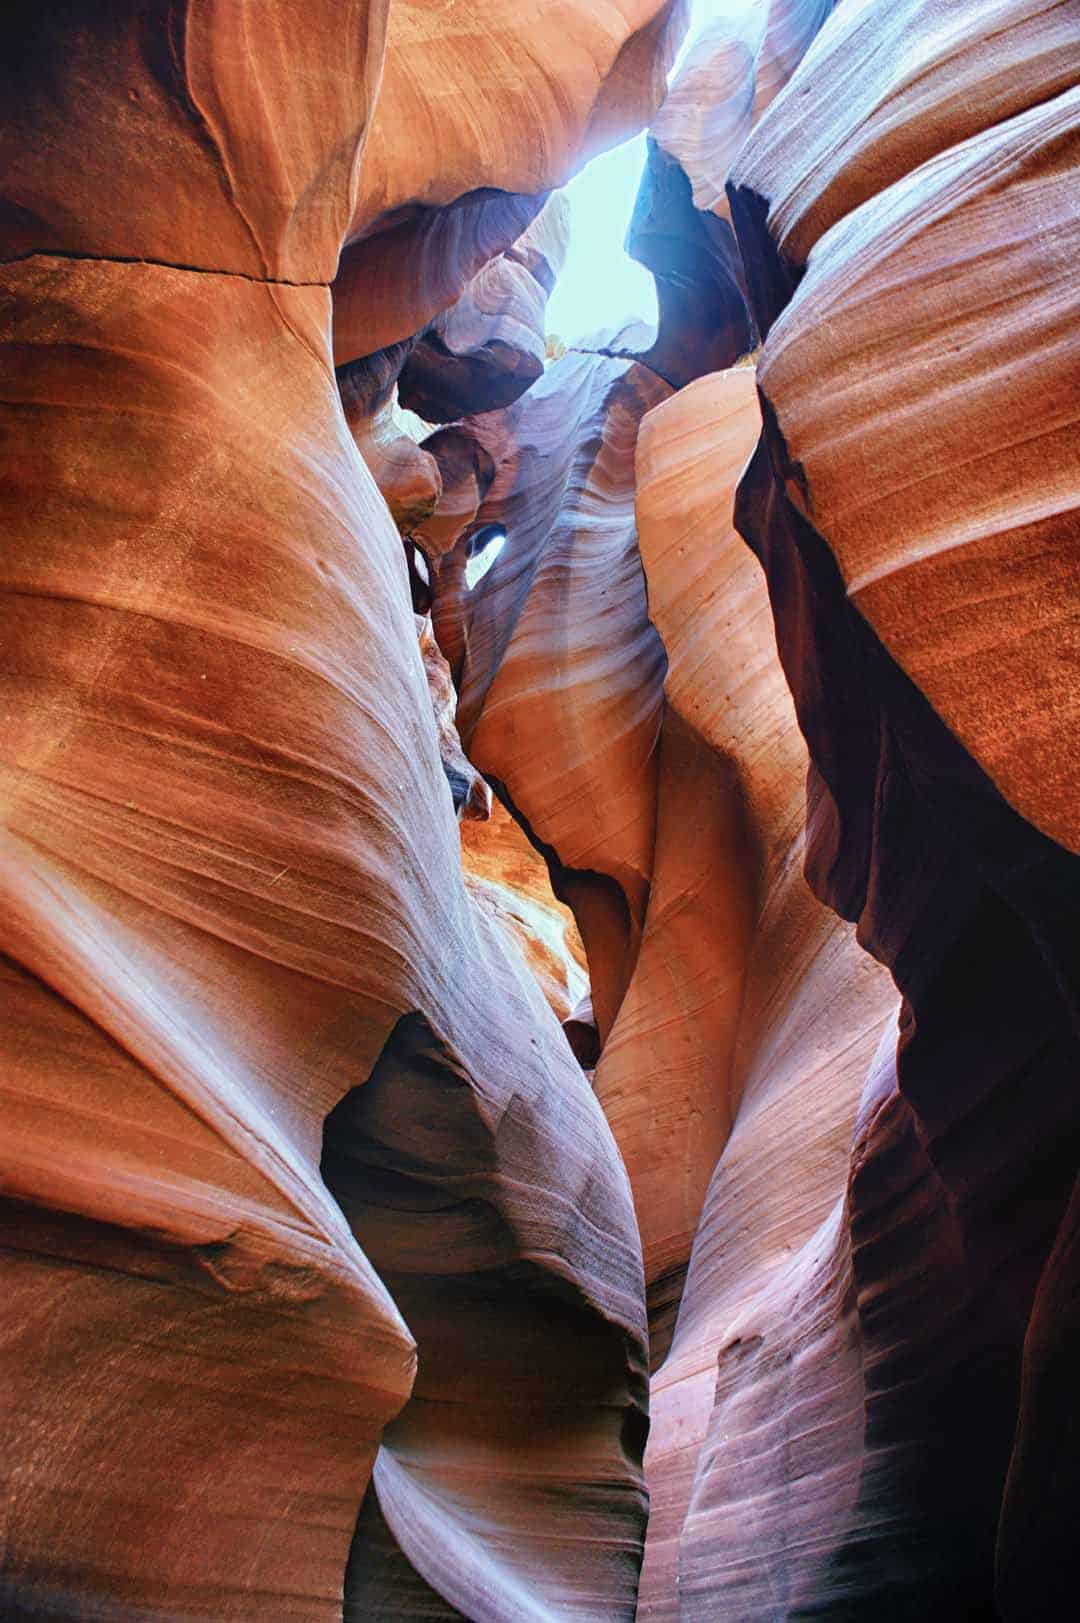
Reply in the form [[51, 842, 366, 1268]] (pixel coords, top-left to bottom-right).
[[464, 524, 506, 590]]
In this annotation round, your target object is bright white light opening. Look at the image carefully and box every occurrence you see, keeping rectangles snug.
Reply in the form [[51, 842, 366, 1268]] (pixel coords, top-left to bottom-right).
[[465, 526, 507, 590], [544, 0, 738, 345], [544, 134, 657, 344]]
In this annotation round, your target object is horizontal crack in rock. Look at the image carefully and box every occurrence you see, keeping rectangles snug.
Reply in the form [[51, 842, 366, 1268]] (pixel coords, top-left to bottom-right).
[[0, 246, 327, 288]]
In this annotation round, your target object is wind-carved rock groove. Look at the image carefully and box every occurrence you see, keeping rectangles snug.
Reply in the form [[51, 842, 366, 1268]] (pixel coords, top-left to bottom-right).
[[2, 2, 1078, 1619]]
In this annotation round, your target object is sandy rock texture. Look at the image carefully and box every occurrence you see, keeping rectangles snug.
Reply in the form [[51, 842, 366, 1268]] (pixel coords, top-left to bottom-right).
[[630, 386, 899, 1619], [712, 0, 1080, 1614], [0, 2, 684, 1617], [428, 3, 1079, 1617], [2, 0, 1078, 1619]]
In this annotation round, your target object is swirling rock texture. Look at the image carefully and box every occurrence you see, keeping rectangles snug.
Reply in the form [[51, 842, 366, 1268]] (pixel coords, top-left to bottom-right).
[[708, 0, 1080, 1616], [337, 195, 571, 536], [0, 1, 685, 1618], [422, 2, 1080, 1620], [617, 0, 845, 389], [338, 341, 441, 535], [650, 0, 839, 218], [398, 195, 572, 425], [3, 3, 1079, 1622], [632, 373, 899, 1617], [436, 346, 673, 1046], [438, 357, 897, 1616], [332, 0, 686, 364]]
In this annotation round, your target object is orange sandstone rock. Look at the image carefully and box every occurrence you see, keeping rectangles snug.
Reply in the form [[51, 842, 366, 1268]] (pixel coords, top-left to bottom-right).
[[728, 0, 1080, 325], [0, 4, 688, 1615], [5, 2, 1077, 1619], [333, 0, 687, 362], [620, 375, 897, 1615], [712, 4, 1080, 1612], [0, 0, 390, 280], [437, 350, 673, 1041], [751, 86, 1080, 853], [461, 797, 589, 1028], [0, 249, 650, 1623], [338, 342, 442, 533]]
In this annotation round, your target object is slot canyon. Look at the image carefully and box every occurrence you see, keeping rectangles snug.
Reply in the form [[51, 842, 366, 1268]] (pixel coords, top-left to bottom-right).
[[1, 1, 1078, 1618]]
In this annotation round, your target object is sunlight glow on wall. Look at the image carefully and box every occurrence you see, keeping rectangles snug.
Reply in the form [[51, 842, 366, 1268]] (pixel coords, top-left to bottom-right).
[[545, 0, 737, 344]]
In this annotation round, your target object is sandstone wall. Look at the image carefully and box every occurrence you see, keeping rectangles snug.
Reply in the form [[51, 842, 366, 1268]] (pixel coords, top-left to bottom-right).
[[1, 2, 1076, 1619]]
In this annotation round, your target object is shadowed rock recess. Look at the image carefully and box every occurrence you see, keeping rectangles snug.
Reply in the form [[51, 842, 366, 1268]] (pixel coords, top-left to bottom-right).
[[1, 3, 1076, 1619]]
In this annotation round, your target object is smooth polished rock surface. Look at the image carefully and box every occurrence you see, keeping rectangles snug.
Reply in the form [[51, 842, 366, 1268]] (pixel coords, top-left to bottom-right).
[[2, 2, 1077, 1618], [0, 4, 680, 1615]]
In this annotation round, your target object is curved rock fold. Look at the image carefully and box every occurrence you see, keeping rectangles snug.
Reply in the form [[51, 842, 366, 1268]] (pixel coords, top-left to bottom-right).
[[2, 2, 1077, 1619]]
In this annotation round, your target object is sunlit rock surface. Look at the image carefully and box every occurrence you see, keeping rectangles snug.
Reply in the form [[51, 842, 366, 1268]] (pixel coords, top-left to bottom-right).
[[737, 79, 1080, 850], [0, 2, 680, 1616], [651, 0, 838, 219], [332, 0, 687, 362], [2, 1, 1077, 1619], [728, 0, 1079, 328], [399, 195, 572, 424], [433, 347, 672, 1044], [715, 1, 1080, 1615]]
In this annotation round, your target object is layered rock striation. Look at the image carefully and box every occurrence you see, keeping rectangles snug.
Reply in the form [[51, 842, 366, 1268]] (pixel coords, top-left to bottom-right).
[[0, 2, 684, 1617], [2, 2, 1077, 1620]]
